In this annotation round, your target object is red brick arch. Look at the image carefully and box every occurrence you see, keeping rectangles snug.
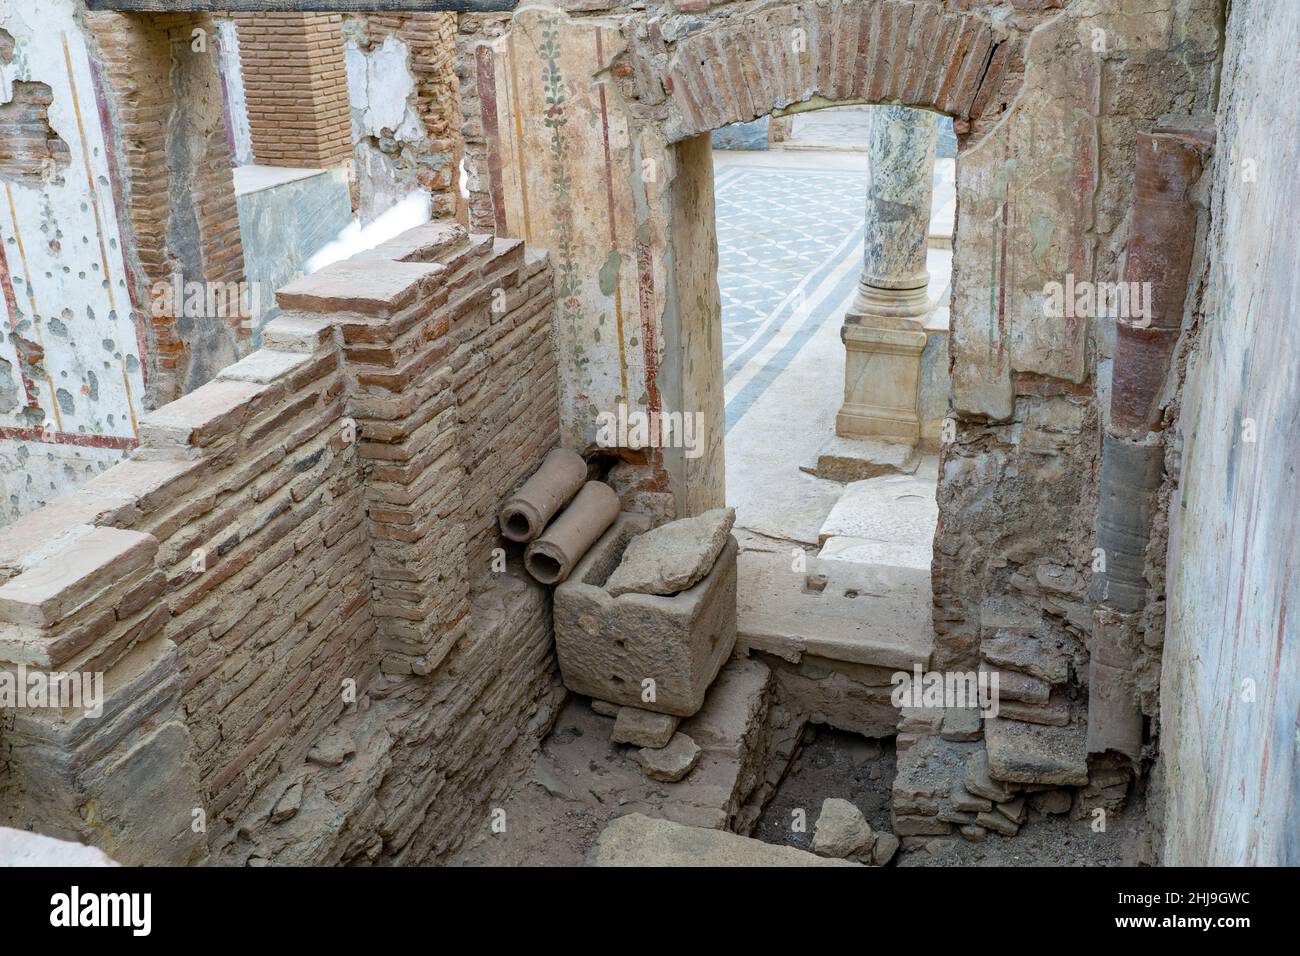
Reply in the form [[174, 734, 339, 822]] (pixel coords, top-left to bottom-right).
[[615, 0, 1020, 143]]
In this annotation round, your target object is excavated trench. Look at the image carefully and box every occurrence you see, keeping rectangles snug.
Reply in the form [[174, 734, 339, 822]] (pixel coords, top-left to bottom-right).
[[450, 639, 1148, 867]]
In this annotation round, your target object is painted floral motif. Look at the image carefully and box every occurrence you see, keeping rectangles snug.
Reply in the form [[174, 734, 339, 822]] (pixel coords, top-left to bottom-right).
[[538, 20, 585, 345]]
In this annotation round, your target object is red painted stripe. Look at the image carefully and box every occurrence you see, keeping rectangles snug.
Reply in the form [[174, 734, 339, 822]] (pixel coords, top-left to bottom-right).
[[0, 232, 40, 409], [0, 425, 137, 450], [476, 45, 509, 235]]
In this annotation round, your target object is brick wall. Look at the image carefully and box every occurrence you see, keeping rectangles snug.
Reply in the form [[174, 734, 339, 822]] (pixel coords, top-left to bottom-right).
[[0, 81, 71, 186], [232, 13, 352, 170], [0, 224, 564, 864], [86, 12, 249, 405]]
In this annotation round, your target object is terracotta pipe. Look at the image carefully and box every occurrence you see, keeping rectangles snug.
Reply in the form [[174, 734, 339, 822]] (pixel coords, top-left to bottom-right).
[[525, 481, 621, 585], [499, 448, 587, 543], [1110, 131, 1203, 438]]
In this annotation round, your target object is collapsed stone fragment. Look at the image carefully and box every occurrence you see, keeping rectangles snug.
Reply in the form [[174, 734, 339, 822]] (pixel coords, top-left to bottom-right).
[[605, 507, 736, 597], [635, 733, 701, 782], [811, 797, 875, 860]]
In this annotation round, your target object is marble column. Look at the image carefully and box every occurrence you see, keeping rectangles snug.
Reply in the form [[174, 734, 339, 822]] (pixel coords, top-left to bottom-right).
[[836, 106, 937, 445]]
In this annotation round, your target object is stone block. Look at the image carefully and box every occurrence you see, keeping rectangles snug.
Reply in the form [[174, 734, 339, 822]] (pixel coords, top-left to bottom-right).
[[276, 259, 442, 317], [981, 630, 1070, 685], [605, 507, 735, 597], [893, 814, 953, 837], [964, 748, 1017, 802], [634, 733, 701, 782], [984, 716, 1089, 786], [553, 513, 737, 717], [976, 810, 1019, 836], [1028, 789, 1073, 815], [941, 706, 984, 741], [217, 349, 316, 385], [893, 735, 979, 812], [0, 527, 157, 631], [612, 707, 679, 748], [807, 435, 921, 482], [981, 665, 1051, 704], [997, 692, 1071, 726], [260, 314, 335, 353], [737, 551, 932, 671], [812, 798, 876, 859], [950, 786, 993, 813], [139, 379, 268, 450]]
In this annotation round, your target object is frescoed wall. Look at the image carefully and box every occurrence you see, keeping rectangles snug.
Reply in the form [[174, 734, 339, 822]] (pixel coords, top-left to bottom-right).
[[0, 0, 143, 521]]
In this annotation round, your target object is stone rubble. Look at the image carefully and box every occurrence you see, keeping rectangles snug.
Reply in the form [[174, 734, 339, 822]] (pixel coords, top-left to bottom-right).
[[811, 798, 876, 860]]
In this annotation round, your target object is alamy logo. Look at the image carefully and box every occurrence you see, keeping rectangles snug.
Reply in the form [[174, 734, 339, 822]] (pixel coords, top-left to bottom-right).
[[150, 271, 262, 323], [595, 404, 705, 460], [50, 887, 151, 936], [1042, 275, 1153, 327], [890, 665, 1000, 718], [0, 664, 103, 718]]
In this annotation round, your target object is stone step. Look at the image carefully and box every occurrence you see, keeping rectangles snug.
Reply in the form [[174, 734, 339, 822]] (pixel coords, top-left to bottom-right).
[[737, 551, 932, 671], [590, 813, 861, 866], [558, 656, 780, 832], [818, 535, 933, 571], [817, 472, 939, 549]]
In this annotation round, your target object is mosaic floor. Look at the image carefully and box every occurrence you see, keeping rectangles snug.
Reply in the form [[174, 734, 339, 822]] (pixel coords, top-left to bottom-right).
[[714, 163, 867, 371], [715, 152, 955, 433], [716, 146, 954, 547]]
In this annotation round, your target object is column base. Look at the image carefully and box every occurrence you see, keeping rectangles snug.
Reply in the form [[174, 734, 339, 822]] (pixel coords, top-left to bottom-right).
[[847, 280, 933, 326]]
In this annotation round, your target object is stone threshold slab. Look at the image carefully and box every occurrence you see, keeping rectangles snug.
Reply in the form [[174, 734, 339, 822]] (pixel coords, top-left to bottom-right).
[[736, 551, 932, 671], [590, 813, 861, 867]]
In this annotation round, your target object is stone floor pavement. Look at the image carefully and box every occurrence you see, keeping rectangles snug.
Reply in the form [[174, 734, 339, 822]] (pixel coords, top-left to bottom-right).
[[715, 146, 952, 554]]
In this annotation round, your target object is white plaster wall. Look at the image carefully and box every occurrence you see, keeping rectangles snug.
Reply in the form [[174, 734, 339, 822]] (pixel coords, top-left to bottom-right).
[[0, 0, 142, 523], [1161, 0, 1300, 866], [344, 33, 424, 225]]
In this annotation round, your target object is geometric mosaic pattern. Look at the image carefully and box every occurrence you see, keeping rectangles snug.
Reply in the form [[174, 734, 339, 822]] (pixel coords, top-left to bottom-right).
[[715, 166, 867, 365]]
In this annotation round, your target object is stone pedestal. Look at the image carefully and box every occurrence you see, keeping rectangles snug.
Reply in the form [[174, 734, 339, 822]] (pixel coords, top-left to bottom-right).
[[837, 106, 936, 446], [838, 318, 930, 443]]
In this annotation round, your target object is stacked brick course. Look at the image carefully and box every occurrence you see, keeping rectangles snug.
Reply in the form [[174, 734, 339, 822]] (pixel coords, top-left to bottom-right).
[[620, 0, 1013, 143], [0, 223, 564, 864], [0, 81, 72, 186], [458, 0, 1032, 231], [232, 13, 353, 170]]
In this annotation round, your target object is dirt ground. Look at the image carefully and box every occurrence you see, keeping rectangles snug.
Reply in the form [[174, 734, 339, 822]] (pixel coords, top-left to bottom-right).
[[452, 705, 1146, 867]]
